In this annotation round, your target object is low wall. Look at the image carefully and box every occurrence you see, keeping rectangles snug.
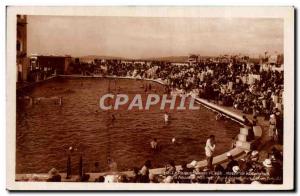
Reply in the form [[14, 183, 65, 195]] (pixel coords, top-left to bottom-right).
[[17, 76, 57, 95], [16, 74, 260, 181]]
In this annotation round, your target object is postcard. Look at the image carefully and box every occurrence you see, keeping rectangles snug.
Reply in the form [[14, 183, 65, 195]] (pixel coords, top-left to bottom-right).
[[6, 6, 294, 191]]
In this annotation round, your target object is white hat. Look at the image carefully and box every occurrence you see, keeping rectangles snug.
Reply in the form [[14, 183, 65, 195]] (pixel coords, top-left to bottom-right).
[[251, 150, 259, 157], [251, 180, 261, 184], [149, 173, 155, 181], [270, 155, 276, 161], [189, 174, 197, 180], [187, 160, 198, 168], [263, 159, 273, 168], [226, 152, 232, 157], [270, 114, 275, 118], [48, 168, 59, 177], [232, 166, 240, 173], [104, 175, 118, 183], [163, 176, 173, 183]]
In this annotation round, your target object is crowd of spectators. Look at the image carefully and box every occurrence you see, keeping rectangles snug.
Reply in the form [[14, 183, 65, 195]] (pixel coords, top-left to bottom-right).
[[120, 147, 283, 184], [90, 58, 283, 143], [45, 146, 283, 184]]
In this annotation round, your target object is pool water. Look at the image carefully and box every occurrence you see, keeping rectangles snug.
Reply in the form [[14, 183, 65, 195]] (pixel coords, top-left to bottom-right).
[[16, 77, 240, 174]]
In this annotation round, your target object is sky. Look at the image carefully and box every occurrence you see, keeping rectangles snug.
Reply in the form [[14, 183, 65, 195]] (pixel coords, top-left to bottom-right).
[[27, 15, 283, 58]]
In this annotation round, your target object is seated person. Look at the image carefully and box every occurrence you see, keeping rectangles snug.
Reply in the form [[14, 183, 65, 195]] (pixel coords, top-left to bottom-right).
[[46, 168, 61, 182]]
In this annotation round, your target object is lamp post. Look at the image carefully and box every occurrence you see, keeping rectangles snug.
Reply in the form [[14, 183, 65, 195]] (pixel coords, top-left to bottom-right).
[[79, 153, 83, 179], [66, 146, 72, 179]]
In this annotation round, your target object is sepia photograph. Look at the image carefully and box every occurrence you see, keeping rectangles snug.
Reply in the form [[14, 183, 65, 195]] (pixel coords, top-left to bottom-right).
[[6, 6, 294, 191]]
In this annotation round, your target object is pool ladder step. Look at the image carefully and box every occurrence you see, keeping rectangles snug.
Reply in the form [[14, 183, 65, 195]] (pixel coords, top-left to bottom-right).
[[235, 126, 261, 150]]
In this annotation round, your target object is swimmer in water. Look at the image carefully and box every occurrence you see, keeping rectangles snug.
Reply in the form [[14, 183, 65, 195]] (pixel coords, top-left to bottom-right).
[[171, 137, 176, 144], [35, 98, 41, 105], [164, 112, 169, 124], [68, 146, 74, 152], [150, 138, 158, 150], [215, 113, 223, 121], [107, 158, 118, 172], [59, 96, 63, 106], [111, 114, 116, 121]]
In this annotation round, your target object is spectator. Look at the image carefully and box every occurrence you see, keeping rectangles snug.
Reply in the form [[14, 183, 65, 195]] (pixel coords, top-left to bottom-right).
[[46, 168, 61, 182], [95, 175, 105, 182], [165, 160, 176, 176], [205, 135, 216, 170], [269, 114, 277, 141], [225, 153, 239, 172], [139, 160, 152, 183]]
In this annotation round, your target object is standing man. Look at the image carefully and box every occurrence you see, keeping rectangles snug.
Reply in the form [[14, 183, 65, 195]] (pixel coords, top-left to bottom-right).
[[205, 135, 216, 170], [269, 114, 277, 142], [17, 63, 22, 82]]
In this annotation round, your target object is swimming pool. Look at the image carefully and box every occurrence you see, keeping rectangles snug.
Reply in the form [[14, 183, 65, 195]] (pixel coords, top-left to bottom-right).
[[16, 77, 240, 174]]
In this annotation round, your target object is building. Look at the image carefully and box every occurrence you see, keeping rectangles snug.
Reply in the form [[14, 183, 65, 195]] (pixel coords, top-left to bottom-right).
[[16, 15, 29, 82], [171, 62, 189, 67], [268, 53, 278, 64], [259, 52, 284, 72], [187, 54, 199, 65], [28, 55, 72, 82], [277, 54, 284, 65]]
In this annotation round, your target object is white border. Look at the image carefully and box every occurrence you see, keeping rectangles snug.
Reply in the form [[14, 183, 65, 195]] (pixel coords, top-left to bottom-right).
[[6, 6, 294, 191]]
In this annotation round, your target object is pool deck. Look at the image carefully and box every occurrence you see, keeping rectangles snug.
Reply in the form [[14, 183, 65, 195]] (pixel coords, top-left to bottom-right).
[[15, 75, 269, 182]]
